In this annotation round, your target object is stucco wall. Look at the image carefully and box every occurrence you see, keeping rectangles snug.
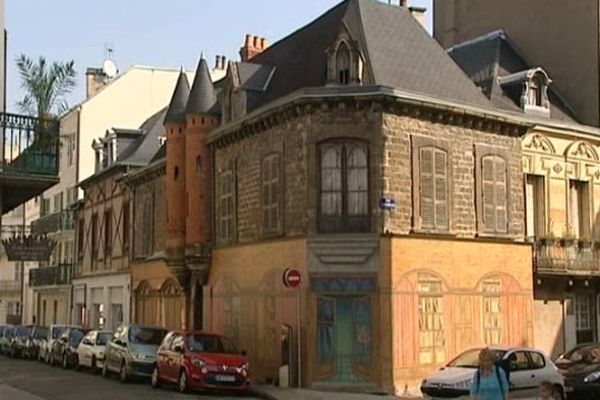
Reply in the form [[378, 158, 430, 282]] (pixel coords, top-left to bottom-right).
[[388, 236, 533, 393]]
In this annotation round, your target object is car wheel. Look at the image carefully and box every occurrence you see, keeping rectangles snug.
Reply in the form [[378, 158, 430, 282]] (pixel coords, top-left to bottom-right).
[[554, 385, 565, 400], [119, 361, 129, 383], [151, 365, 161, 389], [178, 369, 189, 393], [91, 356, 98, 374], [62, 353, 68, 369]]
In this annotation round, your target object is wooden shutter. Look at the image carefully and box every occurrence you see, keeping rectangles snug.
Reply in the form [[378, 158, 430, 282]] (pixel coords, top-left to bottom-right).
[[434, 150, 448, 230], [482, 157, 496, 232], [494, 158, 507, 233], [420, 148, 435, 228]]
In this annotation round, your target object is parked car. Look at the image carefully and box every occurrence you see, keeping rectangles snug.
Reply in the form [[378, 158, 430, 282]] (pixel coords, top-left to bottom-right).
[[77, 330, 112, 373], [103, 325, 168, 382], [0, 325, 15, 355], [420, 346, 565, 400], [50, 327, 87, 369], [23, 326, 49, 360], [151, 331, 251, 394], [38, 325, 68, 363], [555, 342, 600, 399], [6, 325, 32, 358]]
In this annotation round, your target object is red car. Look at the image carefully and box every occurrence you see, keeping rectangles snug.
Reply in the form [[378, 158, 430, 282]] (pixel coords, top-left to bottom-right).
[[151, 331, 251, 394]]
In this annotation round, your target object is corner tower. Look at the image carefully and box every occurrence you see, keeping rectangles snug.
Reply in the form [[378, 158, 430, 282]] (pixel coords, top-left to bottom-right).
[[164, 70, 190, 280]]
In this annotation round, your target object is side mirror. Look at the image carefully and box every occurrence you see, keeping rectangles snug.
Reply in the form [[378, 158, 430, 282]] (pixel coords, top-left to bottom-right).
[[174, 345, 184, 354], [241, 350, 247, 357]]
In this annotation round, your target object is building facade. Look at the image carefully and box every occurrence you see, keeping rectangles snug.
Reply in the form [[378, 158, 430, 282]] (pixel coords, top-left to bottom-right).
[[433, 0, 600, 127], [136, 0, 535, 394]]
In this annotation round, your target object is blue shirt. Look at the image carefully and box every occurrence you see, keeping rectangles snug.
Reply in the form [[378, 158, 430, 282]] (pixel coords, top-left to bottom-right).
[[469, 366, 509, 400]]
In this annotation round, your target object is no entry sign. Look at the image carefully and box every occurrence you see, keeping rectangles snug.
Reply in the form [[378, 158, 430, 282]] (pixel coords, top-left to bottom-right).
[[283, 268, 301, 288]]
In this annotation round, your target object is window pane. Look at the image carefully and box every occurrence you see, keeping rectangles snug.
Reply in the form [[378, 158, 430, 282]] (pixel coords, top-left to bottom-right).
[[321, 193, 342, 216]]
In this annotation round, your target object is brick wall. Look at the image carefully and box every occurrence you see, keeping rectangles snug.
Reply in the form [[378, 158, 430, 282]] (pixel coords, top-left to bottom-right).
[[382, 113, 525, 238]]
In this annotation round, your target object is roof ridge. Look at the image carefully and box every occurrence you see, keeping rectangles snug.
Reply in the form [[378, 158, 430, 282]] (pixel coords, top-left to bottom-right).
[[447, 29, 506, 52]]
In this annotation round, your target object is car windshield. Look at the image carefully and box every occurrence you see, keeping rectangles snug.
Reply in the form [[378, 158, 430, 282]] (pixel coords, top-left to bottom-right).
[[52, 326, 66, 339], [187, 334, 239, 354], [447, 349, 507, 368], [561, 345, 600, 363], [69, 330, 84, 345], [128, 327, 166, 345], [34, 327, 48, 339], [0, 327, 4, 336], [97, 332, 112, 345], [5, 328, 15, 338], [16, 327, 30, 336]]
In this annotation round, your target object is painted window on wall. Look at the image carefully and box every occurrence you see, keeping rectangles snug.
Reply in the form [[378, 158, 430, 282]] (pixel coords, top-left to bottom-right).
[[482, 277, 502, 345], [353, 297, 372, 366], [317, 297, 335, 363], [418, 274, 445, 364], [576, 295, 596, 344]]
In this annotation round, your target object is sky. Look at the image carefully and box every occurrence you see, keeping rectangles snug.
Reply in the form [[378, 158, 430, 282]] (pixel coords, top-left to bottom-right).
[[5, 0, 432, 112]]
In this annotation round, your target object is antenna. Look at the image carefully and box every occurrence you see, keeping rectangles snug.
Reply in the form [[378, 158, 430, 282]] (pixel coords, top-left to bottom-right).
[[103, 42, 118, 80]]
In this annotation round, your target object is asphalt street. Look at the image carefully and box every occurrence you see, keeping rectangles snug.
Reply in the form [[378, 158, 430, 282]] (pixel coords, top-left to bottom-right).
[[0, 356, 260, 400]]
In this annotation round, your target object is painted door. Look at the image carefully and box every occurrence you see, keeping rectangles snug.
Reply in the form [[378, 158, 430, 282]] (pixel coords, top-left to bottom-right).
[[315, 296, 372, 384]]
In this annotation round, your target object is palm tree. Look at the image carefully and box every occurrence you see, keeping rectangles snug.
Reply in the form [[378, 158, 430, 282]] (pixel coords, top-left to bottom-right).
[[15, 54, 76, 119]]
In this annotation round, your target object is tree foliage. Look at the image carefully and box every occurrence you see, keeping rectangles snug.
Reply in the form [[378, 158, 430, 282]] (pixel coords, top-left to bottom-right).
[[15, 54, 76, 118]]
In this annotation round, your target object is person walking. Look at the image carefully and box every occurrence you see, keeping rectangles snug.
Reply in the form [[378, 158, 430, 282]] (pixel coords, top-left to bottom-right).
[[470, 348, 509, 400]]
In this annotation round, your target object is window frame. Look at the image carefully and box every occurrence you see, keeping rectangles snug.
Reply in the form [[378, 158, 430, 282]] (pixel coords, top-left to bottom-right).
[[104, 209, 112, 259], [217, 160, 237, 244], [475, 145, 511, 236], [411, 136, 452, 233], [261, 153, 283, 236], [122, 201, 130, 253], [317, 139, 370, 234]]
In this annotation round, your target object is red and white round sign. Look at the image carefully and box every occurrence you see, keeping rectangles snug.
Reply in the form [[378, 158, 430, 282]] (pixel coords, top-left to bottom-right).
[[283, 268, 301, 289]]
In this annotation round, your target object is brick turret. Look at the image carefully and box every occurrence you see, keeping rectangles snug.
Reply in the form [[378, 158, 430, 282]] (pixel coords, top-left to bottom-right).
[[164, 70, 190, 267]]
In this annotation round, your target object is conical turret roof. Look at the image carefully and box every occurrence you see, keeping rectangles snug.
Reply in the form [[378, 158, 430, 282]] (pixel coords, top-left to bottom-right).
[[164, 70, 190, 124], [186, 56, 218, 115]]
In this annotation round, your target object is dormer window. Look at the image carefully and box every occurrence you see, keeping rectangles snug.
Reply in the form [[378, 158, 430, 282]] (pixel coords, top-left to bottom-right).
[[498, 67, 551, 117], [529, 76, 543, 107], [337, 43, 350, 85]]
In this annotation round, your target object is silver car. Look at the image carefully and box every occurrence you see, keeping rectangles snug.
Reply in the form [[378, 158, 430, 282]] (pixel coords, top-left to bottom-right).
[[76, 330, 112, 373], [38, 325, 69, 363], [102, 325, 167, 383], [421, 346, 565, 400]]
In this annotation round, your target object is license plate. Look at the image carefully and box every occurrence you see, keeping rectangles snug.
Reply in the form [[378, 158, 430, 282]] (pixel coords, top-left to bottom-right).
[[565, 386, 574, 393], [215, 375, 236, 382]]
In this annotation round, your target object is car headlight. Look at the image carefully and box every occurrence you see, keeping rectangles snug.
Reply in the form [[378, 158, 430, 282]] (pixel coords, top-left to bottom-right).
[[192, 359, 206, 368], [453, 379, 473, 390], [584, 371, 600, 383]]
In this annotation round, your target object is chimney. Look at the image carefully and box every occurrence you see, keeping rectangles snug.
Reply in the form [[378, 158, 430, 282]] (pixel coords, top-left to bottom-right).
[[85, 68, 107, 99], [221, 55, 227, 70], [215, 55, 221, 70], [409, 6, 427, 28], [239, 34, 269, 62]]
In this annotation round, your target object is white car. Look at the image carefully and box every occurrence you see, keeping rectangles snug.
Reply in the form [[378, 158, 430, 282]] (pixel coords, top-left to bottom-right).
[[421, 346, 565, 400], [76, 330, 112, 373]]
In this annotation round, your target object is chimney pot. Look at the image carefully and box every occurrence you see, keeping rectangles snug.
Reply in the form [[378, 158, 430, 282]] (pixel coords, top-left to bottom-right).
[[221, 56, 227, 70], [245, 34, 252, 46], [260, 37, 266, 49], [254, 36, 260, 48], [215, 55, 221, 70], [409, 6, 427, 28]]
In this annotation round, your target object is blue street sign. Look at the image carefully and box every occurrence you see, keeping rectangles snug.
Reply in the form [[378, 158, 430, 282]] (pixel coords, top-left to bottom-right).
[[380, 197, 396, 210]]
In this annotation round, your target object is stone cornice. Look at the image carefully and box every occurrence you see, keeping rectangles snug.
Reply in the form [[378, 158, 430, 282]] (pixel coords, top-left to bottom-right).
[[208, 85, 531, 148]]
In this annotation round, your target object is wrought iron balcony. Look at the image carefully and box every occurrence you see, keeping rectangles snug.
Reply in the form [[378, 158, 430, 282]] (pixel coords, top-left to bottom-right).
[[534, 239, 600, 276], [31, 210, 75, 235], [29, 263, 72, 287], [0, 112, 60, 213]]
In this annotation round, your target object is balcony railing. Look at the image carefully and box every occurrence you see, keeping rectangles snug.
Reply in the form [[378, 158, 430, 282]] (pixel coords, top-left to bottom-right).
[[31, 210, 75, 235], [1, 112, 59, 176], [29, 263, 72, 287], [535, 239, 600, 275]]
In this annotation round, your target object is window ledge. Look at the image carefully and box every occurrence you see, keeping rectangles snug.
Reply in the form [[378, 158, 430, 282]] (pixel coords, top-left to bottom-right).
[[411, 228, 456, 237], [476, 232, 521, 241]]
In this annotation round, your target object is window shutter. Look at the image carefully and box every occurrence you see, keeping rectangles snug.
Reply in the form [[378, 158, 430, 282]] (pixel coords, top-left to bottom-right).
[[434, 150, 448, 230], [262, 158, 270, 230], [482, 157, 496, 232], [420, 148, 435, 228], [494, 158, 507, 233]]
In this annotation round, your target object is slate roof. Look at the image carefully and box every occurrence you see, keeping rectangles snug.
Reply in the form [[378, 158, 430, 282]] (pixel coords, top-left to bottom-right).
[[447, 30, 578, 123], [165, 71, 190, 123], [186, 57, 218, 115], [241, 0, 493, 112]]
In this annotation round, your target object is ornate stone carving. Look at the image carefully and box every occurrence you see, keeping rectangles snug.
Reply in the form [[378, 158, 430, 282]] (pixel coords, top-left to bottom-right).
[[553, 163, 563, 174], [523, 133, 555, 154], [565, 141, 599, 161]]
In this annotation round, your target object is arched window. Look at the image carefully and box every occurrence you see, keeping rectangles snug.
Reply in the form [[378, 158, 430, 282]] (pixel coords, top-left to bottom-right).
[[319, 140, 369, 233], [481, 275, 502, 345], [336, 43, 350, 85]]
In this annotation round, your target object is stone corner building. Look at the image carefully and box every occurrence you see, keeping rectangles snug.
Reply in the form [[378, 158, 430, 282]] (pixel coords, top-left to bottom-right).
[[132, 0, 535, 394]]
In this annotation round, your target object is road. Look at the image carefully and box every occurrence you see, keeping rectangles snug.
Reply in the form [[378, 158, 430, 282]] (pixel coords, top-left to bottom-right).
[[0, 356, 260, 400]]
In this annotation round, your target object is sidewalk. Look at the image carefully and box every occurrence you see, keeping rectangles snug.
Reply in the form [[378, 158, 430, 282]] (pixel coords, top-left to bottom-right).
[[0, 385, 46, 400], [252, 385, 423, 400]]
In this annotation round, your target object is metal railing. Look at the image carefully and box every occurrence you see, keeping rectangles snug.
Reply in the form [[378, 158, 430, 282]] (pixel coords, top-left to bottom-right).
[[535, 239, 600, 275], [1, 112, 59, 176], [31, 210, 75, 235], [29, 263, 72, 287]]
